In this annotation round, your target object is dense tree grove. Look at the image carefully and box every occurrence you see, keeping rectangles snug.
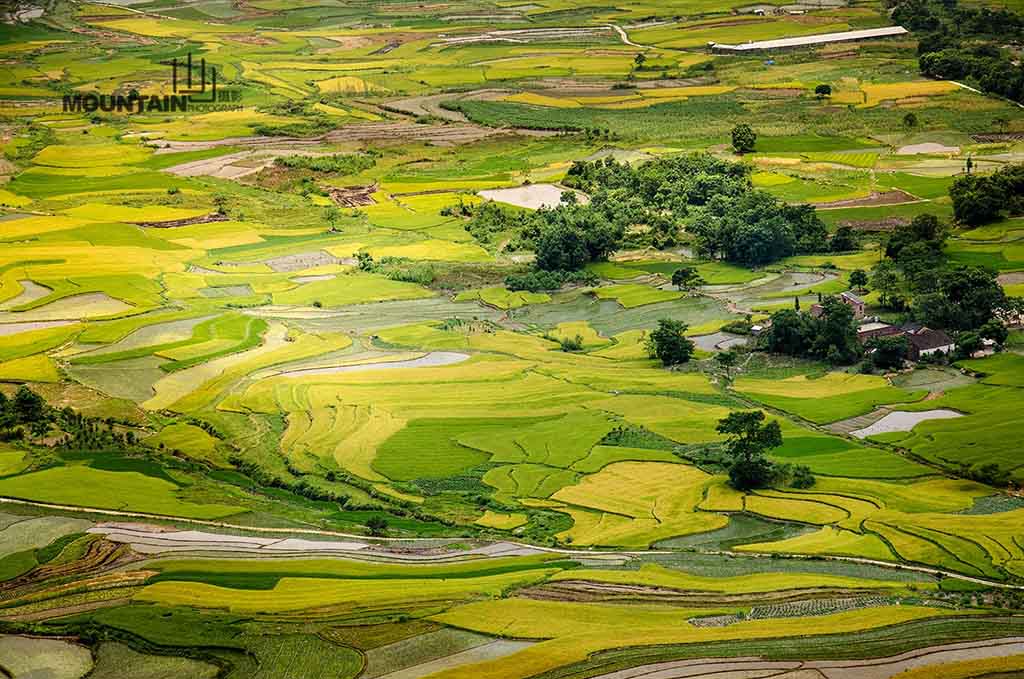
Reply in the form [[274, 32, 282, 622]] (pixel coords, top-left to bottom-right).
[[949, 164, 1024, 226], [889, 0, 1024, 103], [565, 153, 830, 266], [457, 154, 833, 276], [689, 191, 829, 266], [866, 212, 1014, 335], [762, 296, 861, 365]]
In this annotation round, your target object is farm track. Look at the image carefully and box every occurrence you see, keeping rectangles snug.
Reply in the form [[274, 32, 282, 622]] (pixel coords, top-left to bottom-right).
[[2, 498, 1022, 590], [586, 638, 1024, 679]]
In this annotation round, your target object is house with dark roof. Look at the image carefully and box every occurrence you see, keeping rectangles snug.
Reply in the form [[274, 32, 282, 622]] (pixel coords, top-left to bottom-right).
[[904, 326, 955, 361]]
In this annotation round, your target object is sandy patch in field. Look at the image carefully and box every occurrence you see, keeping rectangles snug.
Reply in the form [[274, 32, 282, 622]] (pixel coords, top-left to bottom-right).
[[590, 638, 1024, 678], [0, 280, 53, 309], [479, 184, 586, 210], [691, 332, 748, 352], [896, 142, 960, 155], [0, 635, 93, 679], [372, 637, 534, 679], [265, 250, 341, 273], [290, 274, 336, 284], [81, 315, 213, 357], [143, 324, 289, 411], [0, 320, 74, 336], [851, 409, 963, 439], [280, 351, 469, 377], [815, 190, 917, 209], [0, 293, 133, 322], [998, 272, 1024, 285]]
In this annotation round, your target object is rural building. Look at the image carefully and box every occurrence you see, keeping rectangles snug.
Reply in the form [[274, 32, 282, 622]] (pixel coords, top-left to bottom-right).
[[905, 326, 955, 361], [811, 291, 866, 320], [709, 26, 909, 54], [857, 321, 957, 361], [856, 321, 902, 344]]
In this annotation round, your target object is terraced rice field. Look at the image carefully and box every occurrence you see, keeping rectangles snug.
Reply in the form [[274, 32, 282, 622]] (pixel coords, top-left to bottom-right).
[[1, 1, 1022, 677]]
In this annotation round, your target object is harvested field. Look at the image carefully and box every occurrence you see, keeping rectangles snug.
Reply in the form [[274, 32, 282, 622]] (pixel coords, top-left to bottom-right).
[[851, 409, 964, 439], [585, 638, 1024, 679], [280, 351, 469, 377], [0, 635, 93, 679], [0, 293, 134, 322], [479, 184, 584, 210], [897, 142, 961, 155], [263, 251, 342, 273], [815, 190, 918, 209]]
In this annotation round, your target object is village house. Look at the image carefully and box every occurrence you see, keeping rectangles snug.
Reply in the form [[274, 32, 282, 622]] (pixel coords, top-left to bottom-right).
[[812, 290, 866, 320], [856, 320, 957, 361]]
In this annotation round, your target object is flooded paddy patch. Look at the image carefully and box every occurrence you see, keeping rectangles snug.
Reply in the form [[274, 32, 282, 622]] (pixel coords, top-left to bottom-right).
[[851, 409, 964, 439]]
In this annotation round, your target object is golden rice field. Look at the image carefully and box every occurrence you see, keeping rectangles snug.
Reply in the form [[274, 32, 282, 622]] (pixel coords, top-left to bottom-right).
[[0, 1, 1022, 677]]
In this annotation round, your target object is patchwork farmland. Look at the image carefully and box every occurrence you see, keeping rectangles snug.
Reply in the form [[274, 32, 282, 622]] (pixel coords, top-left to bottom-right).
[[0, 0, 1023, 678]]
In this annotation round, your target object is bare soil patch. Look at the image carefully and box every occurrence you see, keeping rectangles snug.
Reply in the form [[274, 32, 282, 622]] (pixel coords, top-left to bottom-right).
[[264, 250, 342, 273], [815, 190, 917, 209], [327, 183, 377, 207], [897, 142, 960, 155], [851, 409, 963, 439]]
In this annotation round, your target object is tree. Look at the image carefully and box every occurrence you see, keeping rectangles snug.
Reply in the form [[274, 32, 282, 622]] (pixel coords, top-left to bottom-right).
[[355, 251, 375, 271], [979, 318, 1008, 346], [645, 318, 695, 366], [811, 296, 861, 365], [830, 225, 858, 253], [994, 116, 1009, 132], [814, 83, 832, 98], [690, 191, 827, 266], [868, 335, 909, 370], [716, 348, 738, 379], [534, 207, 622, 272], [763, 309, 813, 356], [13, 386, 46, 424], [716, 410, 783, 491], [849, 269, 869, 292], [365, 516, 389, 536], [633, 53, 647, 68], [671, 266, 704, 292], [731, 123, 756, 154], [903, 112, 918, 129], [324, 206, 343, 231], [950, 174, 1002, 226], [790, 465, 815, 489], [886, 214, 946, 261], [871, 260, 906, 310], [915, 265, 1006, 331], [955, 331, 982, 359]]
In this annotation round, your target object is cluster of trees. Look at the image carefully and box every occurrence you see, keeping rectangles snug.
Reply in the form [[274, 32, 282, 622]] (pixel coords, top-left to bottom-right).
[[871, 214, 1012, 336], [891, 0, 1024, 104], [689, 191, 832, 266], [717, 411, 813, 491], [564, 153, 836, 266], [504, 268, 595, 293], [0, 387, 49, 438], [763, 296, 861, 365], [275, 153, 376, 175], [949, 163, 1024, 226]]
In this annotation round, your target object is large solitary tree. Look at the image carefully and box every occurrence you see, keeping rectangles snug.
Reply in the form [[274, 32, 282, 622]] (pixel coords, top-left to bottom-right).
[[645, 318, 695, 366], [717, 410, 783, 490], [731, 123, 757, 154]]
